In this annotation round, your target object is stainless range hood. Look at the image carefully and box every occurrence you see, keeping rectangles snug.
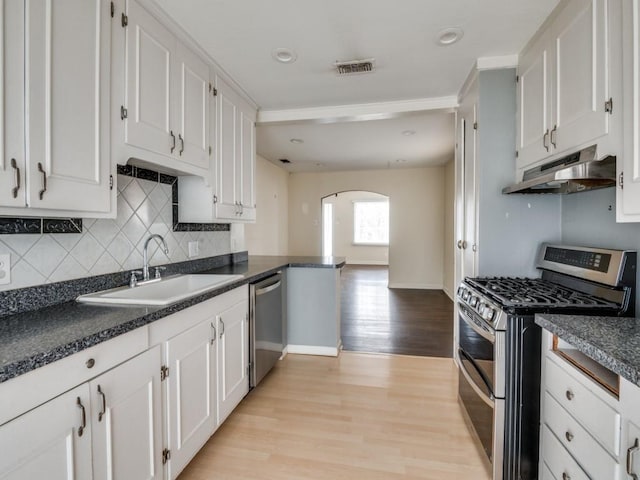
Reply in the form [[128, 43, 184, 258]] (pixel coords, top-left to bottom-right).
[[502, 145, 616, 194]]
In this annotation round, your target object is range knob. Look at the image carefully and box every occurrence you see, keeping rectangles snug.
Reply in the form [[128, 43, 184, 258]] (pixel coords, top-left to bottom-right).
[[463, 290, 471, 301], [483, 307, 496, 322], [457, 286, 465, 298], [470, 296, 479, 308]]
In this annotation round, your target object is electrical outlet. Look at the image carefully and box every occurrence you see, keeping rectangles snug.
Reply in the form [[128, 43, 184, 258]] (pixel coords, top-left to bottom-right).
[[188, 241, 199, 258], [0, 254, 10, 285]]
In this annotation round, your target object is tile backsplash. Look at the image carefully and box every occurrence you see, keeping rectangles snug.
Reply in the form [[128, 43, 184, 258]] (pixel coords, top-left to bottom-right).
[[0, 174, 231, 291]]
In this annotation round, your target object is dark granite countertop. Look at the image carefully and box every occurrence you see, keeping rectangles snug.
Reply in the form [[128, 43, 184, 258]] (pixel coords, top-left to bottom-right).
[[535, 314, 640, 387], [0, 255, 345, 384]]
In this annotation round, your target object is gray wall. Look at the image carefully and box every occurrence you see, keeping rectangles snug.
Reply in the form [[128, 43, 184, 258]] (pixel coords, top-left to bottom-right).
[[561, 187, 640, 313], [476, 69, 562, 277]]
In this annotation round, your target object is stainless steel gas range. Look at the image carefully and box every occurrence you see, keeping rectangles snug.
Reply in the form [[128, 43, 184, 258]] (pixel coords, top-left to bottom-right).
[[456, 244, 636, 480]]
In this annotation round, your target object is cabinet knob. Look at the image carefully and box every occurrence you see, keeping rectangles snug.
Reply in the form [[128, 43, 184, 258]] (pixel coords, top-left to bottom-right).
[[86, 358, 95, 369], [457, 240, 463, 249], [562, 472, 571, 480], [565, 389, 574, 401], [565, 431, 574, 442]]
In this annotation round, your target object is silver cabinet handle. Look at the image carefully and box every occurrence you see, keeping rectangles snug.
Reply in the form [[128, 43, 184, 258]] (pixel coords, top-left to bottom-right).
[[10, 158, 20, 198], [76, 397, 86, 437], [562, 473, 570, 480], [97, 385, 106, 422], [210, 322, 216, 345], [170, 131, 176, 153], [462, 240, 468, 249], [565, 389, 574, 401], [240, 202, 244, 215], [565, 431, 574, 442], [235, 201, 241, 215], [550, 125, 558, 148], [219, 319, 225, 338], [37, 162, 47, 200], [457, 240, 463, 249], [628, 438, 639, 480], [543, 129, 550, 152], [179, 133, 184, 155], [472, 244, 477, 252]]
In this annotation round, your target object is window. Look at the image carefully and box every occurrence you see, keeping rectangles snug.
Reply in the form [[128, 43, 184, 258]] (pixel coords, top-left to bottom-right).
[[353, 200, 389, 245]]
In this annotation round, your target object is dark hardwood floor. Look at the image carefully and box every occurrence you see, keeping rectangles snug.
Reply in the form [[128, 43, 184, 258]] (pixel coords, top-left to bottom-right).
[[340, 265, 454, 357]]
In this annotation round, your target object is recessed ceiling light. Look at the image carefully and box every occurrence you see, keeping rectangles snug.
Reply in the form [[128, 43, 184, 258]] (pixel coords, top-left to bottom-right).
[[402, 130, 416, 136], [436, 27, 464, 46], [290, 138, 304, 144], [315, 162, 324, 167], [272, 48, 297, 64]]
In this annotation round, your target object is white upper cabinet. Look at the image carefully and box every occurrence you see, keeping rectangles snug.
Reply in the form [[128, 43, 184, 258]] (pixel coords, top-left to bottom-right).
[[517, 0, 616, 174], [619, 0, 640, 221], [0, 0, 25, 209], [117, 0, 209, 177], [0, 0, 114, 217], [214, 75, 256, 222], [517, 33, 552, 169]]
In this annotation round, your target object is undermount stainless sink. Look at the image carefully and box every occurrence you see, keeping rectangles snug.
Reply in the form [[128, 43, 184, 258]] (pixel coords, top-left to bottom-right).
[[76, 274, 244, 306]]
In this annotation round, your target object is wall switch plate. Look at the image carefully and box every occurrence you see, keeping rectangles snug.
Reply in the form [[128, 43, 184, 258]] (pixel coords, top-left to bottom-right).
[[0, 254, 10, 285], [188, 241, 199, 258]]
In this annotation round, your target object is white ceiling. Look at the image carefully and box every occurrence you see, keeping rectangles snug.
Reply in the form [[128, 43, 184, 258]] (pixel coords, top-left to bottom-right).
[[152, 0, 560, 172], [256, 111, 455, 172]]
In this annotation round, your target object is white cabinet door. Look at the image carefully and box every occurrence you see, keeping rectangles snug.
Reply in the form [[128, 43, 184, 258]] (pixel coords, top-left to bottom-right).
[[0, 384, 93, 480], [619, 0, 640, 220], [217, 299, 249, 423], [165, 319, 218, 479], [90, 346, 163, 480], [238, 107, 256, 221], [0, 0, 25, 208], [215, 77, 239, 220], [551, 0, 609, 153], [125, 0, 175, 158], [26, 0, 111, 212], [517, 34, 552, 170], [174, 43, 209, 169]]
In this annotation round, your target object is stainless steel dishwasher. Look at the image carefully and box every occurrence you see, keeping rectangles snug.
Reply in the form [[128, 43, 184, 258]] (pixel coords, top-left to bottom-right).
[[249, 272, 283, 387]]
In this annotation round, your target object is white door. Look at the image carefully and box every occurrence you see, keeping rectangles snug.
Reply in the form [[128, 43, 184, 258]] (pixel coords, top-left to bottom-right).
[[551, 0, 609, 153], [517, 34, 552, 170], [125, 0, 175, 158], [91, 346, 163, 480], [217, 300, 249, 423], [238, 107, 256, 220], [26, 0, 111, 212], [165, 319, 218, 479], [459, 87, 478, 279], [0, 384, 93, 480], [216, 77, 239, 220], [0, 0, 25, 207], [174, 43, 209, 169]]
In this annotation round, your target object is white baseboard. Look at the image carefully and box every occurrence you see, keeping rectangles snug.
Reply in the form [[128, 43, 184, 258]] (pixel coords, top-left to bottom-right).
[[388, 282, 443, 290], [346, 260, 389, 265], [286, 345, 339, 357], [443, 285, 454, 300], [279, 345, 289, 360]]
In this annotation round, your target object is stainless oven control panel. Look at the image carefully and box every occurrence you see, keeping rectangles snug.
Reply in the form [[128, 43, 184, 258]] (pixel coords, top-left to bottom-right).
[[457, 283, 507, 331]]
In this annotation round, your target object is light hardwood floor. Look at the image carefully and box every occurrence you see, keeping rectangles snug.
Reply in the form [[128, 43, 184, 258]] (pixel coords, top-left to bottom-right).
[[178, 352, 491, 480]]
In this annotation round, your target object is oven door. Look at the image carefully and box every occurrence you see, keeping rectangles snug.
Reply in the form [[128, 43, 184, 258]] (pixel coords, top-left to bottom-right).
[[457, 302, 504, 478]]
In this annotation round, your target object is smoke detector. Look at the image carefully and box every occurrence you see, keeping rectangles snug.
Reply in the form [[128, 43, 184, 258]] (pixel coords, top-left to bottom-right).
[[335, 58, 375, 76]]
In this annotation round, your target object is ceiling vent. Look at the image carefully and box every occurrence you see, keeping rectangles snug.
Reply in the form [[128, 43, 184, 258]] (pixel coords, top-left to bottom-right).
[[335, 58, 375, 76], [279, 158, 291, 164]]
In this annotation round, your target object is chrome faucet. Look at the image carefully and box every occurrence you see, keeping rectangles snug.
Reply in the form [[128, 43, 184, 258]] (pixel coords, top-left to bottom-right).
[[142, 234, 169, 281]]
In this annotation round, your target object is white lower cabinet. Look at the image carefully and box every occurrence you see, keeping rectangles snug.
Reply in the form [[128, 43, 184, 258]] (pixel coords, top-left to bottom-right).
[[90, 346, 163, 480], [217, 299, 249, 423], [538, 329, 640, 480], [0, 346, 162, 480], [164, 318, 218, 479], [0, 384, 93, 480]]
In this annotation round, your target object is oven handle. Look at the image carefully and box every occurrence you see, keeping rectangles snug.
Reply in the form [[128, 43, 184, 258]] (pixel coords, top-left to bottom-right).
[[458, 348, 495, 407], [458, 304, 495, 343]]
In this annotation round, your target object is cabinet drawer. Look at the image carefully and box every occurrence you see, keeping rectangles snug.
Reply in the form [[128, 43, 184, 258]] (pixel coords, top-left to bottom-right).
[[545, 356, 620, 455], [541, 425, 589, 480], [0, 326, 148, 426], [543, 392, 619, 480]]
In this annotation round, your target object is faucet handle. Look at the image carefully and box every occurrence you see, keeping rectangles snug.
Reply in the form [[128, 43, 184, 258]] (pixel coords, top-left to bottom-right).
[[154, 266, 167, 279], [129, 270, 143, 288]]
